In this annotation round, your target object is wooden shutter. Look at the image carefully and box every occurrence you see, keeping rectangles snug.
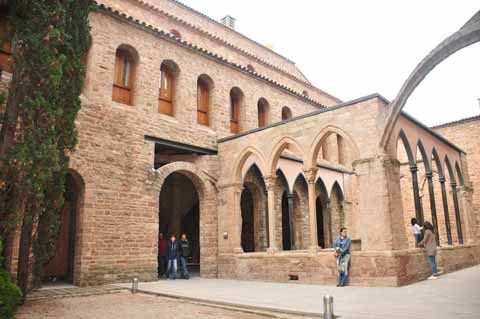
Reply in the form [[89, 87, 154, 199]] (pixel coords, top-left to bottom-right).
[[112, 50, 134, 105], [0, 19, 13, 73], [258, 105, 265, 127], [158, 65, 174, 115], [230, 95, 239, 134], [197, 80, 209, 126]]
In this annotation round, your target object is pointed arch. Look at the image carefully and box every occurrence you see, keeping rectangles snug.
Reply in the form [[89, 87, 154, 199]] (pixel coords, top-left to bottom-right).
[[444, 156, 457, 184], [233, 146, 267, 184], [396, 130, 415, 165], [431, 148, 445, 179], [268, 136, 305, 176], [307, 125, 360, 170], [455, 162, 465, 186], [416, 139, 431, 172]]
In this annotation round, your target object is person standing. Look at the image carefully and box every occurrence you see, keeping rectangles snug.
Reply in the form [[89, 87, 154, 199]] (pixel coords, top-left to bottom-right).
[[179, 233, 191, 279], [411, 218, 423, 247], [158, 232, 167, 278], [418, 221, 439, 279], [166, 234, 179, 279], [333, 227, 351, 287]]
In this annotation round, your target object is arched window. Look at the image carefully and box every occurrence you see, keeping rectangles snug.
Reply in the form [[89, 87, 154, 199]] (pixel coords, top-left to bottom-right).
[[257, 98, 268, 128], [112, 47, 135, 105], [158, 63, 175, 115], [170, 29, 182, 39], [197, 75, 212, 126], [230, 88, 243, 134], [0, 13, 14, 74], [281, 106, 292, 121]]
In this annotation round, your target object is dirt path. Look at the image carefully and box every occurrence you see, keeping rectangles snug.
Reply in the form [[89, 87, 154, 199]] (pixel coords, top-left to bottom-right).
[[16, 291, 307, 319]]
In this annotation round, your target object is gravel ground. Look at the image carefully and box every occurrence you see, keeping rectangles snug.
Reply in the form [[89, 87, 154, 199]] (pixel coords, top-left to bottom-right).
[[16, 291, 312, 319]]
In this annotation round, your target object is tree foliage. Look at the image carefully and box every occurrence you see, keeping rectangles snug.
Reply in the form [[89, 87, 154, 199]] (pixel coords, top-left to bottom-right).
[[0, 0, 92, 299]]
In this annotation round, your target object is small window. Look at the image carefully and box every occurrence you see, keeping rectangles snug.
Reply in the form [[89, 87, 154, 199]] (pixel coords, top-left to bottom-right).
[[158, 63, 175, 115], [197, 75, 212, 126], [257, 98, 268, 128], [247, 64, 255, 72], [230, 88, 243, 134], [112, 48, 135, 105], [170, 29, 182, 39], [302, 90, 309, 97], [281, 106, 292, 121], [0, 16, 14, 74]]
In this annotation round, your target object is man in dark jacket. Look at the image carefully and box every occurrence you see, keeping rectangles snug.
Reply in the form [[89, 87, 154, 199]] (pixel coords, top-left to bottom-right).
[[166, 234, 179, 279], [180, 233, 191, 279]]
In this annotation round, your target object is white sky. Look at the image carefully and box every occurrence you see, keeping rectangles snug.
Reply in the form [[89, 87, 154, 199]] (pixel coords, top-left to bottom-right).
[[179, 0, 479, 126]]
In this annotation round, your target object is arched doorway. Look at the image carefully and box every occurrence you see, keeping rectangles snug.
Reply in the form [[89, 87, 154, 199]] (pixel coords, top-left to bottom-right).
[[159, 172, 200, 274], [44, 172, 83, 284], [240, 188, 255, 252]]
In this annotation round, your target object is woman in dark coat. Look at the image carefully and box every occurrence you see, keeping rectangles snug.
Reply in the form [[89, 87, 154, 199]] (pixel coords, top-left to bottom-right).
[[418, 221, 439, 279]]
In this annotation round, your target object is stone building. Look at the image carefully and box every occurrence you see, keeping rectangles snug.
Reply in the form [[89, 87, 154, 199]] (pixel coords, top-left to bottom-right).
[[2, 1, 480, 287]]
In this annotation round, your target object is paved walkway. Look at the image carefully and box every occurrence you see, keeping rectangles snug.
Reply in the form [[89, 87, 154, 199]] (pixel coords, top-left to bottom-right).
[[115, 266, 480, 319]]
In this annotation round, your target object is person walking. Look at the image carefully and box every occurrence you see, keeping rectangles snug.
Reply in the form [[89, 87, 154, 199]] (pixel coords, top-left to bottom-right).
[[166, 234, 179, 279], [179, 233, 191, 279], [158, 232, 167, 278], [418, 221, 440, 279], [333, 227, 351, 287], [411, 218, 423, 247]]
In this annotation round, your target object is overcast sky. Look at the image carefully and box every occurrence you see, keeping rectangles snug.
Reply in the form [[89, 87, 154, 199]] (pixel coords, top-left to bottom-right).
[[179, 0, 479, 126]]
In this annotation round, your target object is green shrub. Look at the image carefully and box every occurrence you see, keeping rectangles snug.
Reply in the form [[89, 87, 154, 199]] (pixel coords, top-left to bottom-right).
[[0, 240, 22, 319]]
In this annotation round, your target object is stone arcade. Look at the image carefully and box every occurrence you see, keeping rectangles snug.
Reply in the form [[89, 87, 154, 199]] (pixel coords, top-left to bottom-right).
[[2, 1, 480, 287]]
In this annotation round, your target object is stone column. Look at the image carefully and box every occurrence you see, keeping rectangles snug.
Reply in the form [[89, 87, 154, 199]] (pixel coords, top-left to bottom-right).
[[222, 182, 244, 253], [263, 188, 269, 248], [410, 164, 424, 225], [354, 156, 408, 251], [264, 176, 278, 252], [304, 168, 318, 250], [426, 170, 440, 245], [287, 192, 295, 249], [459, 185, 476, 244], [450, 182, 464, 244], [326, 199, 333, 247], [439, 177, 453, 245]]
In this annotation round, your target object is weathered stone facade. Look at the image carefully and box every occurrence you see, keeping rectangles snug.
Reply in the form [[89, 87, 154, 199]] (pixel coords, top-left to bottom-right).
[[3, 1, 480, 287]]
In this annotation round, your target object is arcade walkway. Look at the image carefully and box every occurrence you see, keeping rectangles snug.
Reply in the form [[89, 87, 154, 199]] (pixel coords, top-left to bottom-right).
[[115, 265, 480, 319]]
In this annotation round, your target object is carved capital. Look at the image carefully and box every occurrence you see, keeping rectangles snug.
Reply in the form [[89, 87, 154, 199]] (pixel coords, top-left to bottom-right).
[[303, 168, 318, 184], [264, 175, 277, 190]]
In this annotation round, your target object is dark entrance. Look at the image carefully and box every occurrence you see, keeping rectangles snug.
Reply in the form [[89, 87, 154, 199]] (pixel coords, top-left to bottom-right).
[[44, 172, 81, 283], [159, 173, 200, 273], [316, 197, 325, 248], [240, 188, 255, 252], [281, 191, 292, 250]]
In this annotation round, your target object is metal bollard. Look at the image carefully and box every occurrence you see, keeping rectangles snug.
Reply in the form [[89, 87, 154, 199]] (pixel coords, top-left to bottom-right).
[[323, 294, 334, 319], [131, 277, 139, 293]]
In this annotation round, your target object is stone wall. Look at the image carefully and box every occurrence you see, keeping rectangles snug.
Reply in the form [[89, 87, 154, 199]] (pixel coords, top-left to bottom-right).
[[217, 244, 480, 287], [434, 117, 480, 241]]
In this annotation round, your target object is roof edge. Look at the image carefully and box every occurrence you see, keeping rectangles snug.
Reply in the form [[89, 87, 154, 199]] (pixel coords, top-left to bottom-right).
[[399, 112, 466, 154], [431, 114, 480, 129]]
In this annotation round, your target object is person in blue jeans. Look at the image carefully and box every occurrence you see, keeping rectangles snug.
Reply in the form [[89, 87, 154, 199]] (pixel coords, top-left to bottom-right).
[[333, 227, 351, 287], [179, 233, 191, 279], [166, 234, 179, 279]]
